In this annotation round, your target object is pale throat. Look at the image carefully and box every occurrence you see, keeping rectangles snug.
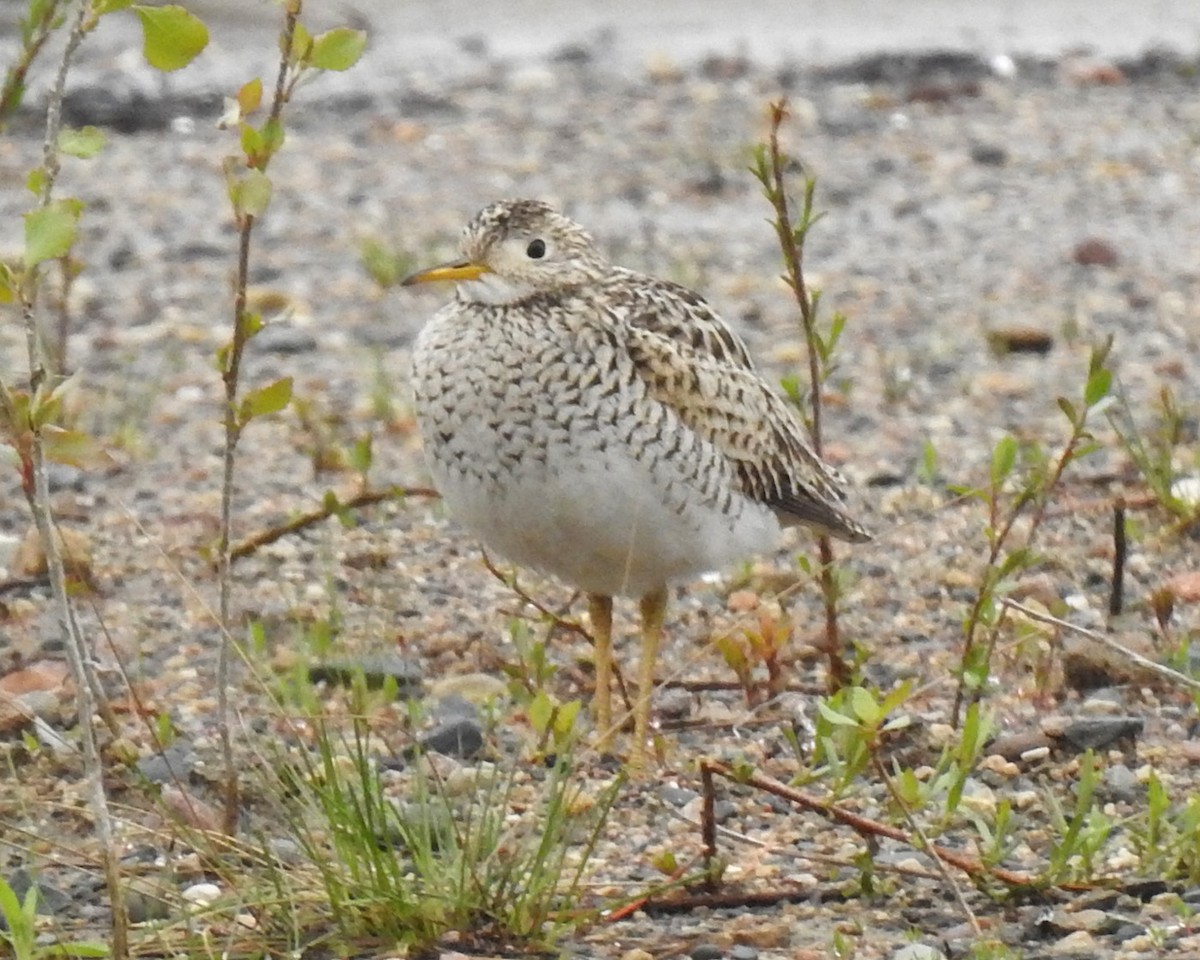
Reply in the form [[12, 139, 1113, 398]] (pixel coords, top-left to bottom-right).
[[458, 272, 538, 306]]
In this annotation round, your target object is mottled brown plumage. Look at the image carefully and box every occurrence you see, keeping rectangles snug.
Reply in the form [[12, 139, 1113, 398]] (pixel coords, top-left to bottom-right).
[[404, 199, 869, 767]]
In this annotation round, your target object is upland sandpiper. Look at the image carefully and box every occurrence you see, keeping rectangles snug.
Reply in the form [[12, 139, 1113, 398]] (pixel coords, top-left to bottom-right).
[[404, 199, 870, 768]]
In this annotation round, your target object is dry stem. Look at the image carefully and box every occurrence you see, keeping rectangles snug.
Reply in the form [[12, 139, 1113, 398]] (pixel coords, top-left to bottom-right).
[[16, 1, 127, 954], [761, 99, 847, 690], [216, 0, 302, 836]]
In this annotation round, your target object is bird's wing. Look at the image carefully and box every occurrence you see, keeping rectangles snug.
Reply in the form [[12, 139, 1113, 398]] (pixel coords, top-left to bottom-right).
[[605, 272, 871, 543]]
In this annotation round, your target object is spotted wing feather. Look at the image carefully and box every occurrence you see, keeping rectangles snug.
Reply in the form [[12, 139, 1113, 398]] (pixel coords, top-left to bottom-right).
[[603, 270, 871, 543]]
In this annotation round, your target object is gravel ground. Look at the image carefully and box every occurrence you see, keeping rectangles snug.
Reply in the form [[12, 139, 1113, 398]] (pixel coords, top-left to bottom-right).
[[2, 19, 1200, 960]]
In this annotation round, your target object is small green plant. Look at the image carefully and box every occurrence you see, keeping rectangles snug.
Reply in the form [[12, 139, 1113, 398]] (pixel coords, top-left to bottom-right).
[[277, 718, 616, 954], [714, 605, 792, 706], [951, 337, 1114, 725], [830, 926, 858, 959], [526, 688, 584, 758], [751, 98, 862, 692], [1109, 382, 1199, 525], [811, 682, 913, 795], [212, 0, 366, 833], [966, 940, 1023, 960], [0, 875, 107, 960], [498, 617, 558, 700], [1127, 768, 1200, 883], [1043, 752, 1111, 883], [359, 236, 415, 290]]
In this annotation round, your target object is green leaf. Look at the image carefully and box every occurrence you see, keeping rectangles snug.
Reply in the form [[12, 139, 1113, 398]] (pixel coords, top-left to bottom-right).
[[236, 76, 263, 115], [308, 27, 367, 71], [48, 943, 109, 959], [895, 768, 922, 806], [93, 0, 134, 13], [878, 679, 912, 716], [238, 376, 293, 423], [287, 20, 313, 64], [1057, 396, 1078, 426], [240, 123, 264, 160], [816, 699, 857, 727], [989, 435, 1018, 488], [25, 167, 47, 196], [528, 690, 553, 735], [58, 125, 106, 158], [918, 438, 938, 484], [41, 426, 108, 469], [0, 262, 15, 304], [134, 5, 208, 72], [849, 686, 880, 725], [24, 199, 82, 266], [259, 118, 285, 156], [230, 168, 273, 217], [0, 875, 24, 929], [238, 311, 263, 342], [1084, 367, 1112, 408], [348, 435, 373, 474], [554, 698, 581, 736], [825, 311, 846, 354]]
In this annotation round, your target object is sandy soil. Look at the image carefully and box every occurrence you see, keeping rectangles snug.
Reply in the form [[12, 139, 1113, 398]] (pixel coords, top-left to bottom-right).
[[1, 12, 1200, 960]]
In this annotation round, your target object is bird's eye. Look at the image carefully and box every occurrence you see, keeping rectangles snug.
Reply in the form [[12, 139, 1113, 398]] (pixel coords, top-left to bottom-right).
[[525, 238, 547, 259]]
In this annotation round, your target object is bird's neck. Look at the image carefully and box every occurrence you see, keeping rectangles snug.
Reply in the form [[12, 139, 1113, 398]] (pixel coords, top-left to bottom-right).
[[457, 273, 539, 306]]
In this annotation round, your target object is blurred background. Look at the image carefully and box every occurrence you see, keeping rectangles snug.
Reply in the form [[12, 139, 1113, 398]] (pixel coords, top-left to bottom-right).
[[8, 0, 1200, 96]]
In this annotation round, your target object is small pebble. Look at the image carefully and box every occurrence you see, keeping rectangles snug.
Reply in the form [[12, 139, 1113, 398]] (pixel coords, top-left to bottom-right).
[[181, 882, 221, 907], [418, 717, 484, 759], [890, 945, 944, 960], [1071, 237, 1119, 267], [428, 672, 507, 704]]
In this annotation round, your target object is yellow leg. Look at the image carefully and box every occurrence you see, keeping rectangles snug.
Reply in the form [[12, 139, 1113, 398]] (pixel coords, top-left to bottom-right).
[[630, 587, 668, 771], [587, 593, 614, 749]]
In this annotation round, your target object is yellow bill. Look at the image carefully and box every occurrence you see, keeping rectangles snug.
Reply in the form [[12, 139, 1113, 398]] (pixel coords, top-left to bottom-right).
[[401, 259, 492, 286]]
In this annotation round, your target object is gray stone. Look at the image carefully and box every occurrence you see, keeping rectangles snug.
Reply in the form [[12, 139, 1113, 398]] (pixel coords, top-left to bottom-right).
[[1061, 716, 1143, 751], [2, 870, 71, 919], [419, 718, 484, 759], [432, 693, 482, 722], [1101, 763, 1141, 803], [660, 785, 699, 807], [124, 886, 172, 924], [712, 800, 738, 824], [1112, 922, 1148, 943], [136, 741, 197, 784], [309, 653, 423, 696], [255, 325, 318, 355], [891, 945, 945, 960]]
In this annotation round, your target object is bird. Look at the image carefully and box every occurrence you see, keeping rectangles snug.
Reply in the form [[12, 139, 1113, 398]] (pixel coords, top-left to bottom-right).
[[403, 198, 870, 769]]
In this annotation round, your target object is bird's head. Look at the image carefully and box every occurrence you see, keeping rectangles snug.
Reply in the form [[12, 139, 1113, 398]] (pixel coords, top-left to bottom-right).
[[401, 199, 608, 305]]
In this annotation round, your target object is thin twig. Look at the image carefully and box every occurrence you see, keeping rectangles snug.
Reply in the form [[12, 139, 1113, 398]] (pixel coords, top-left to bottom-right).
[[1109, 497, 1126, 617], [765, 101, 824, 453], [873, 755, 982, 936], [699, 758, 1037, 887], [481, 551, 591, 642], [1002, 599, 1200, 693], [0, 0, 63, 129], [215, 0, 302, 837], [17, 2, 127, 956], [228, 484, 438, 562], [759, 98, 848, 691], [700, 759, 717, 887]]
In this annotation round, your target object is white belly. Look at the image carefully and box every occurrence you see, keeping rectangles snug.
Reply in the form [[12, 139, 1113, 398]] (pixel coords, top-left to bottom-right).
[[429, 439, 781, 598]]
